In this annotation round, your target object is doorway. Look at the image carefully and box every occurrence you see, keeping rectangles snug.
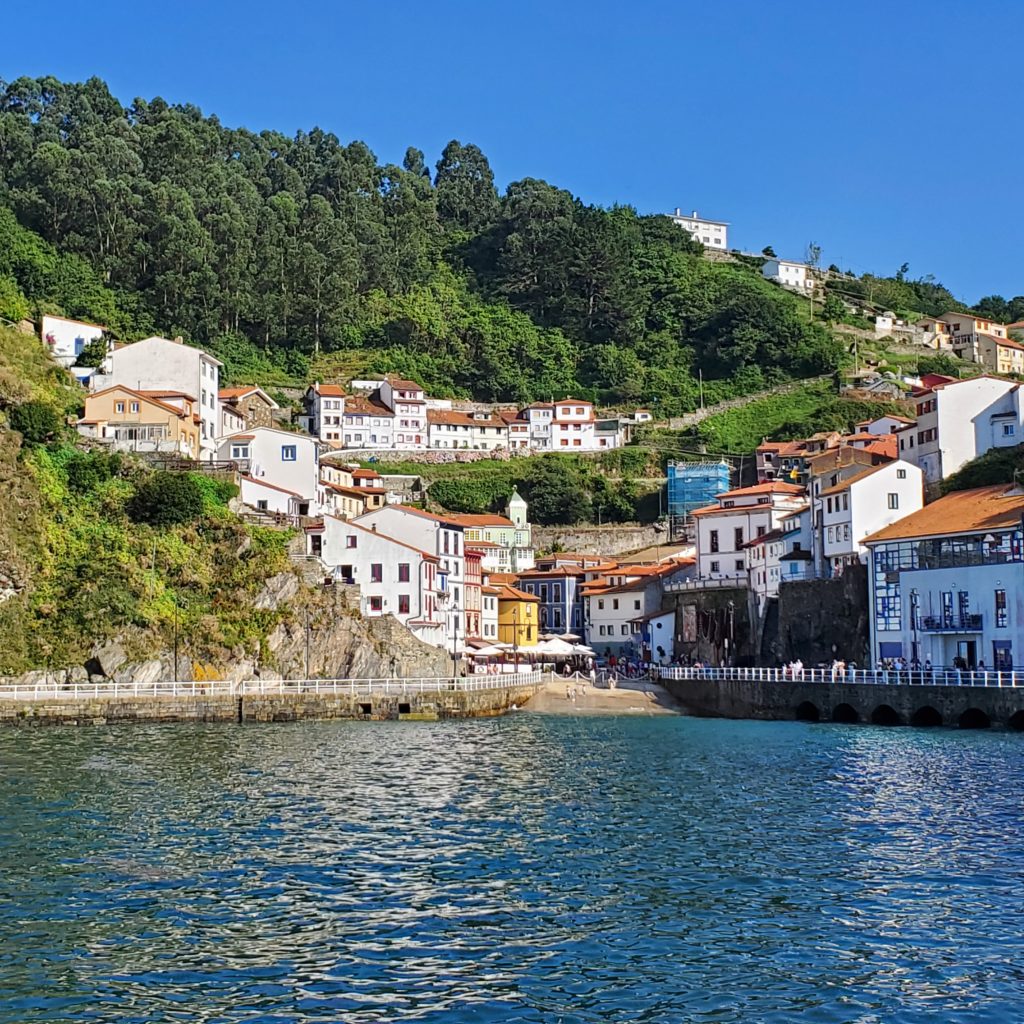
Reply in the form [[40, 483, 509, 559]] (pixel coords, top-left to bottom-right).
[[956, 640, 978, 669]]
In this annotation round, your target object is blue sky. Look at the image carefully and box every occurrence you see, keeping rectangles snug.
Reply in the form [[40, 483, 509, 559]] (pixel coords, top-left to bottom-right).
[[3, 0, 1020, 302]]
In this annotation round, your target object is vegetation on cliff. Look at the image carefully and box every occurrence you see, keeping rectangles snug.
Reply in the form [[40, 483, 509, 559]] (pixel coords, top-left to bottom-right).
[[0, 325, 292, 674]]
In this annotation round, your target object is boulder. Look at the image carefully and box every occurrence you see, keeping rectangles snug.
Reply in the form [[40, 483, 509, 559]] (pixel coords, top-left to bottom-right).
[[90, 641, 128, 678], [114, 660, 164, 686], [65, 666, 89, 685]]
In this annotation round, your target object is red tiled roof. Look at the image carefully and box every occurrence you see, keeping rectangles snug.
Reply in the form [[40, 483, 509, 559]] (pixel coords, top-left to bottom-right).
[[445, 513, 515, 528], [316, 384, 346, 397], [86, 386, 191, 420], [717, 482, 805, 499], [344, 395, 393, 416], [864, 485, 1024, 543]]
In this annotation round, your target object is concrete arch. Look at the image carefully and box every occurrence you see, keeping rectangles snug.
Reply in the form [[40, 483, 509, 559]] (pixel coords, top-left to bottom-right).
[[1008, 710, 1024, 732], [910, 705, 943, 727], [958, 707, 991, 730], [832, 703, 859, 724], [871, 704, 903, 726], [795, 701, 820, 722]]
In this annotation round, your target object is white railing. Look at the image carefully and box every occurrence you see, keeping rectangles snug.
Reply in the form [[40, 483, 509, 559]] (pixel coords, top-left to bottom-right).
[[663, 577, 749, 593], [655, 666, 1024, 688], [0, 671, 544, 702]]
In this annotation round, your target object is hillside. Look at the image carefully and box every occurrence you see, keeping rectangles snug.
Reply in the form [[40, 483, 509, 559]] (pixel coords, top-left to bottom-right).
[[0, 324, 453, 680], [0, 75, 843, 413]]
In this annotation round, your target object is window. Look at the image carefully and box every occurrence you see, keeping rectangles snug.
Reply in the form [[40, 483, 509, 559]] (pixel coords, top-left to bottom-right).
[[1003, 424, 1016, 437], [598, 599, 605, 610], [398, 563, 410, 582], [897, 468, 907, 479], [281, 445, 297, 461], [827, 498, 833, 514], [370, 563, 383, 582], [621, 625, 629, 635], [130, 401, 140, 414], [398, 594, 410, 615], [553, 584, 561, 602], [710, 561, 720, 573], [346, 535, 357, 549], [996, 589, 1008, 628], [613, 599, 619, 610], [115, 401, 125, 413], [709, 530, 719, 552], [887, 493, 899, 509], [230, 445, 249, 459], [256, 499, 268, 511], [757, 525, 767, 537], [827, 527, 834, 543], [370, 596, 383, 612], [735, 560, 743, 571], [634, 599, 641, 610], [734, 528, 744, 549], [842, 494, 849, 512]]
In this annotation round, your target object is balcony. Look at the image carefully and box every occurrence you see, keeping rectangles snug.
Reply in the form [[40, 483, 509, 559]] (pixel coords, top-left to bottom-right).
[[920, 614, 983, 633]]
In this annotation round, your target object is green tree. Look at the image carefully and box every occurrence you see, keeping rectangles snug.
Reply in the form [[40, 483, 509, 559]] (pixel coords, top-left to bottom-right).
[[127, 471, 204, 526], [434, 140, 498, 233], [9, 400, 62, 442]]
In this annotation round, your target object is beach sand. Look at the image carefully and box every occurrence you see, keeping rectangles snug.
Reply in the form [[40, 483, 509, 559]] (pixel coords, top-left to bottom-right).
[[524, 676, 680, 715]]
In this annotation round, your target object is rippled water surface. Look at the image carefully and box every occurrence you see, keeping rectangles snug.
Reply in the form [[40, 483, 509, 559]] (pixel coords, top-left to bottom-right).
[[2, 715, 1023, 1022]]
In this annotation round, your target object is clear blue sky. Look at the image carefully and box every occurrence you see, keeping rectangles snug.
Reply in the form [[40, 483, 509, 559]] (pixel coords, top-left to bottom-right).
[[4, 0, 1021, 302]]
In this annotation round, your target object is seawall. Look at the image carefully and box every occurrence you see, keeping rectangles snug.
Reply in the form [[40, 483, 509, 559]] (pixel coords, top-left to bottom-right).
[[0, 682, 541, 727], [661, 675, 1024, 729]]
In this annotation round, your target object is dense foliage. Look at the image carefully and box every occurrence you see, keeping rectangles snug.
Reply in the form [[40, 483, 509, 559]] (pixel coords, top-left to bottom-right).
[[0, 75, 842, 411], [9, 399, 63, 443], [942, 444, 1024, 494], [127, 471, 205, 526]]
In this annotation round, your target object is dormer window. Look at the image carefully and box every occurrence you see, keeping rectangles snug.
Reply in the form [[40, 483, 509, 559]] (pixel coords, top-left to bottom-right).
[[723, 500, 735, 508]]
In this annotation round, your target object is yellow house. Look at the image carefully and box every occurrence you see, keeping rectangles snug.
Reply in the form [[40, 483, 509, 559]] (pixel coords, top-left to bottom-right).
[[495, 583, 540, 648], [78, 386, 201, 459]]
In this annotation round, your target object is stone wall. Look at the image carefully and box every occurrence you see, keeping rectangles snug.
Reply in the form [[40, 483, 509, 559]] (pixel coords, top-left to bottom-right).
[[771, 566, 869, 666], [0, 681, 541, 727], [662, 586, 754, 665], [534, 523, 665, 558], [661, 674, 1024, 729]]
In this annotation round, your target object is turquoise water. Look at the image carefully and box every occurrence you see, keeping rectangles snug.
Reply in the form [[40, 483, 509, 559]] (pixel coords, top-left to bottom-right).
[[1, 715, 1023, 1023]]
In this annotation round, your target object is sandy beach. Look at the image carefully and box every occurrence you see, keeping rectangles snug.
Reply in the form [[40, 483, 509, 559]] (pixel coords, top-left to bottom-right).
[[524, 676, 680, 715]]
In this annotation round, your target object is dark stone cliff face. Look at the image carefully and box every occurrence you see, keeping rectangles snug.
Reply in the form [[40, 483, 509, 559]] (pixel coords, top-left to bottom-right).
[[772, 565, 869, 666]]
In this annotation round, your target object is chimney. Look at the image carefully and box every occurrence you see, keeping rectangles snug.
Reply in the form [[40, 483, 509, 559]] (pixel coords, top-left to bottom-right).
[[173, 335, 183, 344], [691, 210, 698, 219], [371, 523, 377, 532], [674, 207, 681, 217]]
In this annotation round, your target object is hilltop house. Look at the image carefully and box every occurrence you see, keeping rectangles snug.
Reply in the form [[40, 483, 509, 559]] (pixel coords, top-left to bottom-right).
[[78, 386, 201, 459], [669, 208, 728, 250], [93, 335, 221, 457], [217, 426, 323, 517]]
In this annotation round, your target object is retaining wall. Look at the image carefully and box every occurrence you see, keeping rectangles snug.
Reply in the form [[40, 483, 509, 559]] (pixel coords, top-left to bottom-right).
[[0, 683, 540, 727], [662, 675, 1024, 729]]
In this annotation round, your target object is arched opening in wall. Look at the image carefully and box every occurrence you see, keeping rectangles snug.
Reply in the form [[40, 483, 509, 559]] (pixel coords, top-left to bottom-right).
[[796, 701, 820, 722], [1007, 710, 1024, 732], [958, 707, 991, 730], [832, 703, 859, 724], [871, 704, 903, 726], [911, 705, 943, 728]]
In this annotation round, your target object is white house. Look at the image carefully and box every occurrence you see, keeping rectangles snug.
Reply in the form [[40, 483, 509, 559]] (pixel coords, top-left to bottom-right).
[[427, 409, 508, 450], [307, 515, 447, 647], [817, 460, 923, 576], [41, 314, 106, 368], [217, 426, 323, 516], [669, 208, 728, 250], [481, 584, 500, 641], [94, 336, 222, 457], [584, 561, 694, 657], [550, 399, 596, 450], [692, 482, 808, 581], [380, 378, 428, 449], [762, 259, 814, 292], [302, 382, 347, 444], [352, 505, 465, 648], [744, 528, 787, 611], [341, 394, 394, 448], [865, 484, 1024, 670], [905, 375, 1022, 485]]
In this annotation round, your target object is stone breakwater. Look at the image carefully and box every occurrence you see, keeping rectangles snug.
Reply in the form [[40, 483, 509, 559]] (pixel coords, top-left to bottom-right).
[[661, 673, 1024, 729], [0, 683, 541, 727]]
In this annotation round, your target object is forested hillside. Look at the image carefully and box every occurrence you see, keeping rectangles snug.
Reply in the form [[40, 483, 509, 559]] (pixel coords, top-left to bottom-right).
[[0, 75, 843, 412]]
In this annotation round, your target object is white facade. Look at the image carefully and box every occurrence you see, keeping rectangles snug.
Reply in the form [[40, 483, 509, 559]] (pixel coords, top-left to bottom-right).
[[551, 399, 596, 450], [905, 376, 1022, 484], [41, 315, 106, 368], [762, 259, 814, 292], [669, 208, 728, 250], [217, 427, 323, 514], [302, 383, 347, 444], [866, 485, 1024, 670], [380, 379, 428, 448], [342, 398, 394, 448], [428, 410, 508, 450], [221, 405, 245, 436], [310, 516, 446, 647], [480, 588, 500, 641], [353, 505, 465, 646], [693, 484, 807, 581], [818, 461, 923, 576], [95, 336, 221, 457]]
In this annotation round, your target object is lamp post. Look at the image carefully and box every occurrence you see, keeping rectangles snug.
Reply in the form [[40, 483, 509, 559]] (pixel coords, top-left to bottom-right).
[[512, 603, 520, 673], [304, 606, 311, 680], [172, 591, 179, 682], [451, 598, 460, 679], [909, 587, 919, 672]]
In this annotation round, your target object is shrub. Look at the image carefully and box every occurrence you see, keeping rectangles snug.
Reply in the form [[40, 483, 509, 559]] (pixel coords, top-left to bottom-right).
[[128, 472, 205, 526], [9, 400, 63, 443], [65, 450, 124, 493]]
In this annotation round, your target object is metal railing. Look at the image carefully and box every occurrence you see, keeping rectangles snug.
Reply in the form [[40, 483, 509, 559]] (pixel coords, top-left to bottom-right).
[[0, 671, 544, 702], [655, 666, 1024, 688]]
